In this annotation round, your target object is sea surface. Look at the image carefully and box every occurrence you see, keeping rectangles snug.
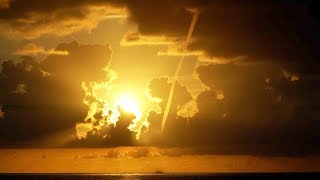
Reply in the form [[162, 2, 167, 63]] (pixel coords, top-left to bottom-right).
[[1, 173, 320, 179], [0, 147, 319, 174]]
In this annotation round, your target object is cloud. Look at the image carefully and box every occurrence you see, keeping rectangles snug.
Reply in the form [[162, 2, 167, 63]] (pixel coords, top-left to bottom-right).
[[0, 1, 127, 39], [176, 100, 198, 118], [72, 66, 157, 143], [14, 43, 69, 56], [140, 76, 199, 144], [146, 77, 193, 112], [1, 42, 319, 146], [194, 62, 320, 144], [102, 14, 128, 19], [11, 83, 27, 94], [0, 105, 4, 119], [43, 41, 112, 82], [117, 1, 319, 75], [0, 41, 113, 144], [0, 0, 9, 9], [282, 68, 300, 82], [197, 55, 248, 65], [120, 31, 177, 46], [157, 44, 203, 57], [123, 0, 192, 37], [72, 107, 137, 147], [138, 62, 320, 145]]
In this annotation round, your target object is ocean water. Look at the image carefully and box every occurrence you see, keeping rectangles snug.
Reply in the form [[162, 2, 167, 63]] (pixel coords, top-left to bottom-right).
[[0, 147, 319, 174], [0, 173, 320, 179]]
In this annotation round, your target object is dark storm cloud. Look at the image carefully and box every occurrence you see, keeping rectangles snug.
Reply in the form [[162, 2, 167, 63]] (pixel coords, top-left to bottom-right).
[[188, 1, 319, 61], [119, 0, 319, 73], [193, 63, 320, 144], [196, 63, 282, 105], [0, 41, 112, 144]]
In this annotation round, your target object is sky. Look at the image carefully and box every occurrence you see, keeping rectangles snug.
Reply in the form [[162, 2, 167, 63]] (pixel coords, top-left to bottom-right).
[[0, 0, 319, 152]]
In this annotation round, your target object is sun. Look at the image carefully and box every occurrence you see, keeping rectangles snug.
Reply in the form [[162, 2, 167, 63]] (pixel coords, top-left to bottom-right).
[[116, 94, 142, 120]]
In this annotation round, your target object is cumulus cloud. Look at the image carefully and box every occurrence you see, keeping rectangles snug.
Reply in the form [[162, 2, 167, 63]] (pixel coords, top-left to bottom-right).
[[0, 41, 113, 144], [139, 76, 200, 144], [195, 62, 320, 144], [146, 77, 193, 112], [14, 43, 69, 56], [138, 62, 320, 145], [72, 108, 137, 147], [72, 75, 196, 146], [0, 43, 319, 146]]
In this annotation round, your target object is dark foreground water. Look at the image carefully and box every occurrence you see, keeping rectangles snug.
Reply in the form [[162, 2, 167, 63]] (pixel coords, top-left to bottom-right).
[[0, 173, 320, 179]]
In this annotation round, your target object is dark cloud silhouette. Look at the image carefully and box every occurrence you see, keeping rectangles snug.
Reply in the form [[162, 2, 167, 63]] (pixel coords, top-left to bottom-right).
[[194, 63, 320, 144], [0, 41, 112, 144], [69, 107, 137, 147], [138, 63, 320, 146], [114, 1, 320, 74]]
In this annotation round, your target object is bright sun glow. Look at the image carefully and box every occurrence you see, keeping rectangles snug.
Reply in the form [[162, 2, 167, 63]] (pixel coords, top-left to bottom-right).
[[116, 94, 142, 120]]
